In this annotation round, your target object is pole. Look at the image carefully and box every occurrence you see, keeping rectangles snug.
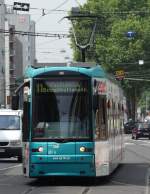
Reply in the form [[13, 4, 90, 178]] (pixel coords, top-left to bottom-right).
[[146, 96, 147, 113], [81, 48, 85, 62], [134, 84, 136, 121], [5, 21, 10, 108]]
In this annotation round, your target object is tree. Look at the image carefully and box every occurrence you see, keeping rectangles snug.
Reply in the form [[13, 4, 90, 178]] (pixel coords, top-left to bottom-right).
[[70, 0, 150, 119]]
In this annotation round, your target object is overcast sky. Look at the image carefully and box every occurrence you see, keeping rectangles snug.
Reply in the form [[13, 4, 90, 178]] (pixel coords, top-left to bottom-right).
[[5, 0, 87, 63]]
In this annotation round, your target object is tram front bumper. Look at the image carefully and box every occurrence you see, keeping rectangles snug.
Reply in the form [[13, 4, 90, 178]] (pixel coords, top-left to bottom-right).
[[29, 155, 95, 177]]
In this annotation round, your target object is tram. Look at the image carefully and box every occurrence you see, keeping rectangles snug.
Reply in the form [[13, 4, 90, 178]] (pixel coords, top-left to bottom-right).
[[12, 63, 125, 178]]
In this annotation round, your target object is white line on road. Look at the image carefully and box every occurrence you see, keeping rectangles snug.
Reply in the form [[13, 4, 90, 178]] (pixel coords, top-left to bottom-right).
[[145, 167, 150, 194], [141, 144, 150, 147], [0, 183, 11, 186], [136, 140, 150, 144], [111, 180, 134, 186], [0, 164, 21, 171], [125, 142, 135, 145]]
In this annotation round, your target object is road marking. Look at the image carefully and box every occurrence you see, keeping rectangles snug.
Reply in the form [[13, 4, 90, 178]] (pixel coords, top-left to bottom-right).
[[82, 187, 90, 194], [111, 180, 133, 186], [0, 164, 21, 171], [125, 142, 135, 145], [0, 183, 11, 186], [21, 187, 35, 194], [145, 167, 150, 194], [141, 144, 150, 147], [137, 140, 150, 143]]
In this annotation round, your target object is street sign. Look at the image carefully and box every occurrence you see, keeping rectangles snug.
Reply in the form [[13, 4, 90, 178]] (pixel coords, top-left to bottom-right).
[[115, 70, 125, 80], [126, 31, 136, 38], [13, 2, 30, 11]]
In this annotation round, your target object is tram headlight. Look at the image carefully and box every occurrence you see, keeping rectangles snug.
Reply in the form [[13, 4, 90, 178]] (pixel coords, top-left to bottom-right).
[[80, 146, 86, 152], [38, 147, 44, 152]]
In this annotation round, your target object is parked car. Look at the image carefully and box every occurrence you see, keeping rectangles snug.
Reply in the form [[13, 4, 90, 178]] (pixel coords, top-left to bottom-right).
[[132, 122, 150, 140], [124, 121, 136, 134]]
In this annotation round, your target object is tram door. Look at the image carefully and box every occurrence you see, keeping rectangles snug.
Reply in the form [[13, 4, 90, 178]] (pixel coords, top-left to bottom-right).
[[95, 96, 107, 140], [94, 95, 109, 176]]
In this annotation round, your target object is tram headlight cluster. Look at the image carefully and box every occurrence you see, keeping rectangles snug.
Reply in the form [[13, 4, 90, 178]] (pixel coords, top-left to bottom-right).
[[80, 146, 86, 152], [38, 147, 44, 152]]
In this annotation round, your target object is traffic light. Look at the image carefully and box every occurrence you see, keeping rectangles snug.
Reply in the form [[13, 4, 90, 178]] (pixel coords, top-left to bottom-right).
[[13, 2, 30, 11]]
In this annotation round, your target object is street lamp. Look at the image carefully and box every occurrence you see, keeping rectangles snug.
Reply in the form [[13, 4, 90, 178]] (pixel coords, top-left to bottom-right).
[[139, 60, 144, 66]]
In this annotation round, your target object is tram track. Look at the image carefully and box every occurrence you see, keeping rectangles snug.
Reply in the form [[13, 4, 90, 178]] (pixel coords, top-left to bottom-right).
[[21, 187, 36, 194], [81, 187, 90, 194]]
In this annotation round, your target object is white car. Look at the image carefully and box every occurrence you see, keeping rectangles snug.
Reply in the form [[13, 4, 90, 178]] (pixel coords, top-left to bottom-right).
[[0, 109, 22, 162]]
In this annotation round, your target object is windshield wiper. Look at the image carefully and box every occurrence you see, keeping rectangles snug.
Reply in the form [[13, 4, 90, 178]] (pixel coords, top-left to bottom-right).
[[52, 137, 89, 143], [52, 138, 74, 143]]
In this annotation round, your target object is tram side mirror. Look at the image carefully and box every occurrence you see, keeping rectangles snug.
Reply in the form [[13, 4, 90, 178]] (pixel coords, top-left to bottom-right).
[[11, 94, 19, 110], [93, 94, 98, 111]]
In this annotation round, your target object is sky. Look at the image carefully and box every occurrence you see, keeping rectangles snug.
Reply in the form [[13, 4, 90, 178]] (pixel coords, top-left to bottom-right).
[[5, 0, 87, 63]]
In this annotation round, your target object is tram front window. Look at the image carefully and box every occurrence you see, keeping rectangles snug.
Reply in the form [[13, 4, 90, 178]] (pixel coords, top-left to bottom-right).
[[32, 78, 91, 141]]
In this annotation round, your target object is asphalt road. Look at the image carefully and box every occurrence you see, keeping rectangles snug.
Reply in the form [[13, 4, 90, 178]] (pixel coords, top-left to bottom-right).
[[0, 135, 150, 194]]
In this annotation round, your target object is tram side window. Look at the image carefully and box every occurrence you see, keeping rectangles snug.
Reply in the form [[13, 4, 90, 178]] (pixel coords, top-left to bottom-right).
[[95, 97, 107, 140]]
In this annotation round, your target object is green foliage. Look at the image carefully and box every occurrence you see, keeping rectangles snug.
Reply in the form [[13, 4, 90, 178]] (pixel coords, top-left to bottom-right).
[[138, 90, 150, 113], [69, 0, 150, 117]]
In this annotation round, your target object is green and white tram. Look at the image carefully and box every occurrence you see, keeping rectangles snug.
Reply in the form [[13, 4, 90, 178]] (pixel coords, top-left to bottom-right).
[[12, 63, 125, 178]]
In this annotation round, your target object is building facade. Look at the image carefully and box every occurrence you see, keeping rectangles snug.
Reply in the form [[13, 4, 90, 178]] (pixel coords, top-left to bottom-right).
[[0, 0, 6, 106], [6, 12, 36, 78], [0, 2, 36, 107]]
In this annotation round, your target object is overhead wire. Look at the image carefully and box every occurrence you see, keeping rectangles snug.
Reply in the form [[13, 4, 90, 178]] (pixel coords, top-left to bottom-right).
[[35, 0, 70, 23], [4, 2, 150, 17], [0, 29, 69, 38], [36, 38, 65, 46], [3, 2, 150, 65], [74, 0, 82, 7]]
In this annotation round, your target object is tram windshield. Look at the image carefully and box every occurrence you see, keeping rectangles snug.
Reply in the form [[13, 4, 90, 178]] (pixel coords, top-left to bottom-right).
[[32, 78, 91, 141]]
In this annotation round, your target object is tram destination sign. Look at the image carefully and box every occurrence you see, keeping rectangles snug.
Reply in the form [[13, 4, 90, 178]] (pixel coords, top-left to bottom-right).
[[36, 81, 88, 94]]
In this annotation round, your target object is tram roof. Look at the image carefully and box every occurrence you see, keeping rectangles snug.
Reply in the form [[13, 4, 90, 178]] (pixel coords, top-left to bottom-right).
[[24, 62, 110, 79]]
